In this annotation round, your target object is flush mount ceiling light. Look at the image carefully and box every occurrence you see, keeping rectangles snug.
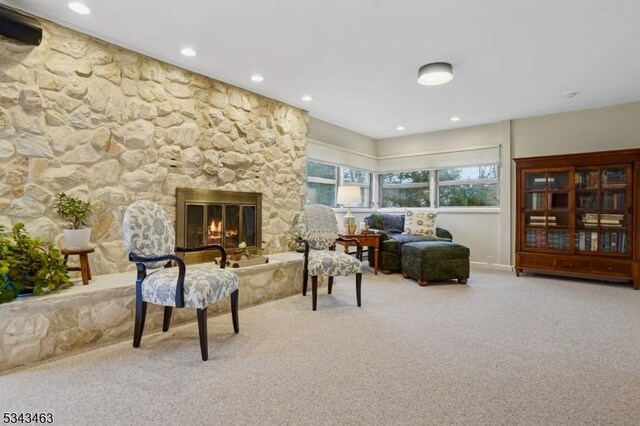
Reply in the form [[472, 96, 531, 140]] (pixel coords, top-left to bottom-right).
[[180, 47, 197, 57], [396, 125, 405, 131], [68, 2, 91, 14], [450, 116, 460, 122], [251, 74, 264, 82], [301, 95, 313, 102], [417, 62, 453, 86]]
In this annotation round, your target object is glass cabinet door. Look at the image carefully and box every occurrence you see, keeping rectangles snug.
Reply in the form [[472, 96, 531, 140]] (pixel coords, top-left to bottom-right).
[[574, 166, 630, 256], [523, 170, 571, 250]]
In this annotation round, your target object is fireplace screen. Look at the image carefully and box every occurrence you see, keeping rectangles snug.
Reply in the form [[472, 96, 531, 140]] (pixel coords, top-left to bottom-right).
[[176, 189, 261, 259]]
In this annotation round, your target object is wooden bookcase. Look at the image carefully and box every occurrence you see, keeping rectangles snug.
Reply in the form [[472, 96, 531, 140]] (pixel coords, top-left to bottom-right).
[[514, 148, 640, 290]]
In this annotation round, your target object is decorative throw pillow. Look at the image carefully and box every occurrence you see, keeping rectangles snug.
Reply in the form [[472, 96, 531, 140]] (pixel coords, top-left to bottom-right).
[[403, 209, 438, 236]]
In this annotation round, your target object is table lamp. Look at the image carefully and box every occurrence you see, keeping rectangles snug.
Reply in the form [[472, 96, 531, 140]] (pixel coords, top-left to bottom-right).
[[336, 186, 361, 234]]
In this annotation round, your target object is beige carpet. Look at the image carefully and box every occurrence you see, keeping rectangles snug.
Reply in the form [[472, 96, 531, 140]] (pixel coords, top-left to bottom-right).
[[2, 266, 640, 425]]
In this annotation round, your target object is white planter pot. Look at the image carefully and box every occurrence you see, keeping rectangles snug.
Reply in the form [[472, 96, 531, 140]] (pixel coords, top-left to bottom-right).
[[63, 228, 92, 249]]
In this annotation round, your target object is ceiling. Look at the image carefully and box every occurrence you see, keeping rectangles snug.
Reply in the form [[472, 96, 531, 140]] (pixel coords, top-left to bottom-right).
[[3, 0, 640, 139]]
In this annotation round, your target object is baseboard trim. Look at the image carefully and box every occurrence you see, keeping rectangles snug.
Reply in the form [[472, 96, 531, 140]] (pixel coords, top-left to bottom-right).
[[470, 261, 513, 272]]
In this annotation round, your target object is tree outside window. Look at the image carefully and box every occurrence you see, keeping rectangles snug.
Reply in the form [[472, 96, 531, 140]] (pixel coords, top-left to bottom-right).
[[438, 165, 499, 207], [380, 171, 430, 207], [306, 161, 337, 205]]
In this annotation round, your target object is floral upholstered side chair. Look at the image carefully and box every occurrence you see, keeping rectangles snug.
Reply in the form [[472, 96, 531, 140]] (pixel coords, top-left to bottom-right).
[[122, 200, 239, 361], [301, 204, 363, 311]]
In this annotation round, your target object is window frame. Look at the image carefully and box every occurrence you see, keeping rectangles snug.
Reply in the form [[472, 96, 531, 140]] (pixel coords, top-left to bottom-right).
[[436, 164, 500, 208], [306, 161, 373, 208], [379, 170, 433, 208]]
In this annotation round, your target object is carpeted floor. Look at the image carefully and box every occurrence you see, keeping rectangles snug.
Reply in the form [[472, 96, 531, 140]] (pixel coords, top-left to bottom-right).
[[2, 266, 640, 425]]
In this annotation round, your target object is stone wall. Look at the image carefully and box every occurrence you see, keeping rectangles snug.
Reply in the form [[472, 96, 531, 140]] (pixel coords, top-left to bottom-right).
[[0, 20, 308, 275]]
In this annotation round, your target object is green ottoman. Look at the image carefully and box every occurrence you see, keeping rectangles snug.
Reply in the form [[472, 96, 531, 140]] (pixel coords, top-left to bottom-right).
[[401, 241, 470, 286]]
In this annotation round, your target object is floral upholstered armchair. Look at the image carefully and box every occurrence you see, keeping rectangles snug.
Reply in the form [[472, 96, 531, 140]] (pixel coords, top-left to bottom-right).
[[122, 200, 239, 361], [301, 204, 363, 311]]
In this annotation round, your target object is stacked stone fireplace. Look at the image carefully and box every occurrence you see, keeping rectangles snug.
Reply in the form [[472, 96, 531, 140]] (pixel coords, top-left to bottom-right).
[[176, 188, 261, 263]]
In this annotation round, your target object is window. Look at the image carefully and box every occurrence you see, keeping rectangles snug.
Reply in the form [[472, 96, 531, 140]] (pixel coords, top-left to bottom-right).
[[438, 165, 499, 207], [342, 167, 371, 208], [380, 171, 430, 207], [306, 161, 337, 205], [306, 162, 373, 207]]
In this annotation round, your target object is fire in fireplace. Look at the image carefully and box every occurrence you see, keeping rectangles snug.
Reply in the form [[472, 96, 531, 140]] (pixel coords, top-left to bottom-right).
[[176, 188, 262, 263]]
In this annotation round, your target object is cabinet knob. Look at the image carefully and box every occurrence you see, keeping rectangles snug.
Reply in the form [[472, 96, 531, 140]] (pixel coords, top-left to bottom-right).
[[569, 263, 573, 267], [608, 266, 612, 270]]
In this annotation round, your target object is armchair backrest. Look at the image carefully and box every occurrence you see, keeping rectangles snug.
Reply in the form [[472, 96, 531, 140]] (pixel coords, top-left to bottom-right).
[[122, 200, 175, 268], [302, 204, 338, 250]]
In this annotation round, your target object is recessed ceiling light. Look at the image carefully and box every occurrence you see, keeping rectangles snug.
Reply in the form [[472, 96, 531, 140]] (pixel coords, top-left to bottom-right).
[[417, 62, 453, 86], [180, 47, 197, 57], [564, 91, 578, 98], [396, 126, 405, 131], [68, 2, 91, 15], [450, 116, 460, 122], [251, 74, 264, 82], [301, 95, 313, 102]]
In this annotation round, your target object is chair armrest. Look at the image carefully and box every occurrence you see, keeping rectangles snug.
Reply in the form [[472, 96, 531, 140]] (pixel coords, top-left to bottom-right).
[[129, 253, 187, 308], [175, 244, 228, 269], [367, 228, 390, 241]]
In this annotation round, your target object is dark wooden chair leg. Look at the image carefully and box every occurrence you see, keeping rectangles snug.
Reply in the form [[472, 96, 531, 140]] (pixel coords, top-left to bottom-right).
[[356, 273, 362, 307], [197, 307, 208, 361], [328, 276, 334, 294], [303, 273, 308, 296], [230, 289, 239, 333], [133, 298, 147, 348], [162, 306, 173, 332], [312, 275, 318, 311]]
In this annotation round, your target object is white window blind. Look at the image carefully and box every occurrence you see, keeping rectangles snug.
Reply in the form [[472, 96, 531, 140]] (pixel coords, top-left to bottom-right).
[[377, 145, 501, 173], [307, 139, 378, 172]]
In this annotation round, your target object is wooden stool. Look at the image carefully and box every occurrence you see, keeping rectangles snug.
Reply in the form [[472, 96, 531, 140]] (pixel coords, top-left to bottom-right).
[[62, 247, 95, 285]]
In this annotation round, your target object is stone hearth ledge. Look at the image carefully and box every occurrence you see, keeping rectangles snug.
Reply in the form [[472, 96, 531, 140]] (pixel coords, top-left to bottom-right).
[[0, 252, 316, 373]]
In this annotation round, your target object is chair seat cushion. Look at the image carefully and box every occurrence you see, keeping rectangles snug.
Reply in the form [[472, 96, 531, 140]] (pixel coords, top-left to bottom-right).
[[143, 265, 239, 308], [308, 251, 362, 276]]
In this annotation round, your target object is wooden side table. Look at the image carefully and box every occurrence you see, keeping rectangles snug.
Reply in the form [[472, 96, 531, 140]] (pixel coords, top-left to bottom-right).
[[337, 233, 381, 274], [62, 247, 95, 285]]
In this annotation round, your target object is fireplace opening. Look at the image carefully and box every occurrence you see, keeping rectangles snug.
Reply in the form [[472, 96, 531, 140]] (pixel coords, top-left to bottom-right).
[[177, 189, 261, 264]]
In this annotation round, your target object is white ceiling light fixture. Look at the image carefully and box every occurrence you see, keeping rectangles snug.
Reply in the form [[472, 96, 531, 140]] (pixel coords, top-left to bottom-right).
[[68, 2, 91, 15], [417, 62, 453, 86], [180, 47, 197, 57], [450, 116, 460, 122], [251, 74, 264, 82], [396, 125, 405, 131], [301, 95, 313, 102]]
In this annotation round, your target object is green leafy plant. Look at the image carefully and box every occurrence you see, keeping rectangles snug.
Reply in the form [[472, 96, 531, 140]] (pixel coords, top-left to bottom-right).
[[53, 192, 92, 229], [0, 223, 71, 304], [285, 213, 305, 252]]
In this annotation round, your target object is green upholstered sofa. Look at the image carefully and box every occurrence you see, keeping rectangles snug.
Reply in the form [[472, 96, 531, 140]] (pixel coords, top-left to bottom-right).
[[363, 213, 453, 273]]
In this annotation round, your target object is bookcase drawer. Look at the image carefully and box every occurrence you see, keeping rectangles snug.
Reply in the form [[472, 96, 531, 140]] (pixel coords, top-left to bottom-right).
[[589, 261, 631, 277], [555, 258, 591, 271], [519, 254, 555, 269]]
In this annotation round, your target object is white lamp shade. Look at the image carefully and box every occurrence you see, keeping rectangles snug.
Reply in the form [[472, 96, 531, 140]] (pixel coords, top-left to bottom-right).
[[336, 186, 362, 205], [417, 62, 453, 86]]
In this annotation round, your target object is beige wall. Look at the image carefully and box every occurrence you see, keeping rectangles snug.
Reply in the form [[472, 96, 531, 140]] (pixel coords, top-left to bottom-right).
[[512, 101, 640, 158], [308, 117, 376, 155]]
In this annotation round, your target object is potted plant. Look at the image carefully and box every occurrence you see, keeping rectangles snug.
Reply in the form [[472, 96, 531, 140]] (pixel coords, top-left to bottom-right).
[[0, 224, 71, 303], [53, 192, 92, 249], [286, 213, 306, 253]]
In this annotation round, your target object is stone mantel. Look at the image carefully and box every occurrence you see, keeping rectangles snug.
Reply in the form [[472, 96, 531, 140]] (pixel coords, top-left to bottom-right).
[[0, 253, 308, 373]]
